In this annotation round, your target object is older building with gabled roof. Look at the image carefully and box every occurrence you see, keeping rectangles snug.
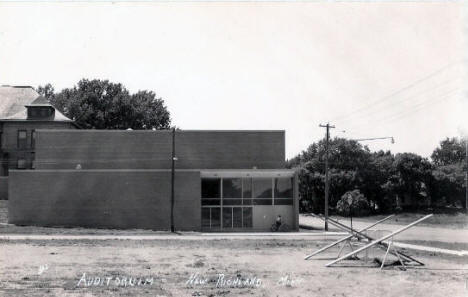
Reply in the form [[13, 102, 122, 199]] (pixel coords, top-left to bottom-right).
[[0, 85, 76, 199]]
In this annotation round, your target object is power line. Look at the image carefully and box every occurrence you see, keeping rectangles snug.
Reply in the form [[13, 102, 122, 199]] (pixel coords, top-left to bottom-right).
[[335, 76, 462, 126], [352, 90, 457, 131], [343, 86, 461, 131], [331, 60, 463, 124]]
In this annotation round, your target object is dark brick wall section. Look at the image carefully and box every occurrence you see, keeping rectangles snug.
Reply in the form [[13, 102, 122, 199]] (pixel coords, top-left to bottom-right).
[[34, 130, 285, 170], [176, 131, 285, 169], [0, 177, 7, 200], [8, 170, 201, 231]]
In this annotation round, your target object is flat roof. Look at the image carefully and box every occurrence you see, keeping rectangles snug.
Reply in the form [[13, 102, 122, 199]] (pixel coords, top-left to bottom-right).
[[35, 129, 285, 133], [11, 169, 295, 177]]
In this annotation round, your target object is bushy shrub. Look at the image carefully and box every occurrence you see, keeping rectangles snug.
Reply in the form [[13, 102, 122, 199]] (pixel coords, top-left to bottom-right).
[[336, 189, 370, 217]]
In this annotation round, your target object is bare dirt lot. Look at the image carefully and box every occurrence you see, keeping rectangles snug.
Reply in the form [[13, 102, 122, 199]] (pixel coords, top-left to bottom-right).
[[1, 200, 468, 296], [1, 238, 468, 297]]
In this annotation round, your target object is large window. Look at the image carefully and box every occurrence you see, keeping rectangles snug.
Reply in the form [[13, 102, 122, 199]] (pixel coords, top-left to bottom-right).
[[202, 208, 220, 228], [201, 178, 221, 206], [253, 178, 273, 205], [222, 207, 252, 228], [274, 178, 293, 205], [17, 130, 27, 149], [223, 178, 242, 205], [201, 175, 293, 230], [242, 178, 252, 205]]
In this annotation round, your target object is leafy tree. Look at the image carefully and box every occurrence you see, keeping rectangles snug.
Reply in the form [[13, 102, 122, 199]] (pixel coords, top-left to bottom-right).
[[431, 163, 465, 207], [37, 83, 55, 99], [290, 137, 374, 213], [37, 79, 171, 130], [384, 153, 434, 209], [336, 189, 370, 217], [291, 135, 466, 214], [431, 137, 466, 166]]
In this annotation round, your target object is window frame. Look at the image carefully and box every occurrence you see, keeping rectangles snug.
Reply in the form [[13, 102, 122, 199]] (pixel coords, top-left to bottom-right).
[[31, 130, 36, 148], [17, 158, 27, 169], [17, 130, 27, 149]]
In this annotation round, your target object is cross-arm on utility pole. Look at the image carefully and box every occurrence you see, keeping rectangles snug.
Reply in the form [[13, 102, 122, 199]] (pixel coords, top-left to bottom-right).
[[319, 123, 335, 231]]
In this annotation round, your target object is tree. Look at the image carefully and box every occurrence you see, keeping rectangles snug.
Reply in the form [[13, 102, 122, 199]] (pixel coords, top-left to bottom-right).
[[431, 163, 465, 208], [430, 137, 466, 208], [37, 83, 55, 99], [37, 79, 171, 130], [431, 137, 466, 166], [290, 137, 375, 213], [386, 153, 434, 209], [336, 189, 370, 217]]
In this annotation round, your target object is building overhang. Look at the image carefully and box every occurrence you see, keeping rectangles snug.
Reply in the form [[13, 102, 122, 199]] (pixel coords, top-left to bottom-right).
[[200, 169, 295, 178]]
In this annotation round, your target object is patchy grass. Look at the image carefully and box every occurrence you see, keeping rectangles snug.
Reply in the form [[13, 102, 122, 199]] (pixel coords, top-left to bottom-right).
[[348, 211, 467, 229], [303, 210, 468, 229], [399, 240, 468, 251]]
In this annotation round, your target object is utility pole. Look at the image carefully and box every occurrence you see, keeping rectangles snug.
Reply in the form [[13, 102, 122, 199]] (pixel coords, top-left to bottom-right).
[[171, 128, 176, 232], [319, 123, 335, 231]]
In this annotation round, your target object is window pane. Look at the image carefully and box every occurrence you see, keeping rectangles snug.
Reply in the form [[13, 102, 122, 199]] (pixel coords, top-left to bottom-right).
[[275, 178, 293, 198], [202, 208, 211, 228], [233, 208, 242, 228], [202, 178, 220, 198], [253, 178, 272, 198], [211, 208, 220, 228], [18, 130, 27, 149], [242, 208, 252, 228], [222, 207, 232, 228], [223, 178, 242, 198], [40, 108, 49, 117], [242, 178, 252, 198]]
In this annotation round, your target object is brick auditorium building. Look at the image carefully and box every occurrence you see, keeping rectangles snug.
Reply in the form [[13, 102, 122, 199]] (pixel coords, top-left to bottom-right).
[[8, 129, 299, 232]]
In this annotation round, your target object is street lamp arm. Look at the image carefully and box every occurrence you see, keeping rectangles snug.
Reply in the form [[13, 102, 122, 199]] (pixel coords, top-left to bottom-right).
[[352, 137, 393, 141], [351, 137, 395, 144]]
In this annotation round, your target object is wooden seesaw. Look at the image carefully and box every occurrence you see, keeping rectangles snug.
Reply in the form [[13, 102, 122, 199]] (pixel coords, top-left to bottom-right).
[[305, 214, 433, 269]]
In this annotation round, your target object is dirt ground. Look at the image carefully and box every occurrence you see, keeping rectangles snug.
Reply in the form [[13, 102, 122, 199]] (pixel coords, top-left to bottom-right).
[[1, 238, 467, 297]]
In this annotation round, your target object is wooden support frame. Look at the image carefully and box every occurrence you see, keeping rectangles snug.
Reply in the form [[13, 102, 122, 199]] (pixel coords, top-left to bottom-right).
[[316, 214, 425, 266], [304, 214, 395, 260], [325, 214, 433, 267]]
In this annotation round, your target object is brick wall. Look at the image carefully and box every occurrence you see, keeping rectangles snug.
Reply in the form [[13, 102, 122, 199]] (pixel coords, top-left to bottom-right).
[[0, 121, 75, 175], [34, 130, 285, 170], [0, 177, 7, 200], [8, 170, 201, 230]]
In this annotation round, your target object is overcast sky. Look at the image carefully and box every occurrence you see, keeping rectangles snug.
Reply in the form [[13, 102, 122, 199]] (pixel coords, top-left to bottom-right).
[[0, 1, 466, 159]]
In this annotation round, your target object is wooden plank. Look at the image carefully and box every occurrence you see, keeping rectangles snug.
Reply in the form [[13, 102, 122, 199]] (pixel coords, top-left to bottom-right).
[[304, 214, 394, 260], [320, 215, 424, 265], [325, 214, 433, 267]]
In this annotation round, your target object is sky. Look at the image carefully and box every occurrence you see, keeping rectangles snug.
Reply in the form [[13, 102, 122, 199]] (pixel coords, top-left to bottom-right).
[[0, 1, 466, 159]]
